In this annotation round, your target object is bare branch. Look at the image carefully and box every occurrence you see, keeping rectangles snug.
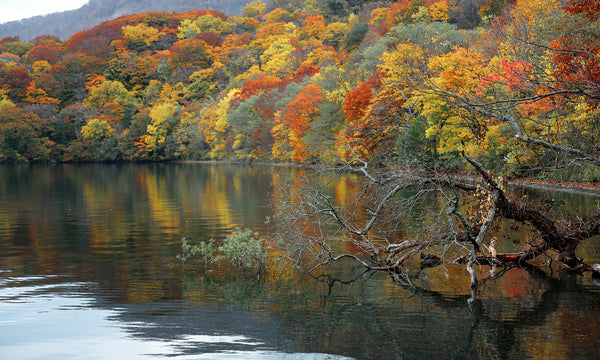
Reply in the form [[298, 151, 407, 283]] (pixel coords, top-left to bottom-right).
[[515, 135, 600, 167], [426, 80, 600, 167], [473, 190, 500, 248]]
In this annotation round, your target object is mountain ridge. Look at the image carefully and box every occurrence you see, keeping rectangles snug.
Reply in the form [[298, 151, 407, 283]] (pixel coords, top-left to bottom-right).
[[0, 0, 252, 41]]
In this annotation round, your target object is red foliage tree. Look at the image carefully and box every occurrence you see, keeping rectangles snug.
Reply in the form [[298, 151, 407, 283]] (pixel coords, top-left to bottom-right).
[[168, 39, 213, 69], [342, 72, 382, 126], [67, 22, 126, 57], [551, 0, 600, 105], [0, 66, 32, 102], [195, 32, 225, 47], [279, 83, 325, 162], [26, 45, 64, 64], [565, 0, 600, 18], [236, 75, 283, 101], [339, 72, 405, 160]]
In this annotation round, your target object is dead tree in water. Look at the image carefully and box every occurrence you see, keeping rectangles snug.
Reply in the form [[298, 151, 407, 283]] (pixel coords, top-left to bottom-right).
[[273, 153, 600, 291]]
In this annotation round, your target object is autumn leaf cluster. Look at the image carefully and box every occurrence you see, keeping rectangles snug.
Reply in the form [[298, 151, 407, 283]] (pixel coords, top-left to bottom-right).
[[0, 0, 598, 181]]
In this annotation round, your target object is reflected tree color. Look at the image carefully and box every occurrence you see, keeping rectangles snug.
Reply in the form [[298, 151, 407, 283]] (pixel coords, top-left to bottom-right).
[[0, 163, 599, 359]]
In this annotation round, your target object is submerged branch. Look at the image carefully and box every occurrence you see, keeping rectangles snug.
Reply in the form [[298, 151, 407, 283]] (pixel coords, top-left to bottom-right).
[[276, 151, 600, 300]]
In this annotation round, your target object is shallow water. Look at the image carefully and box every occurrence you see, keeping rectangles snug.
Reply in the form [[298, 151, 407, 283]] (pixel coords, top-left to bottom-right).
[[1, 163, 599, 359]]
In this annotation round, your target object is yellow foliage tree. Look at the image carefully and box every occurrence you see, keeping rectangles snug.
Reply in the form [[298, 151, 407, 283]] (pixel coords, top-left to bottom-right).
[[185, 68, 216, 100], [23, 84, 60, 105], [177, 15, 234, 39], [242, 0, 267, 17], [145, 103, 180, 147], [81, 117, 114, 142], [260, 37, 295, 76], [301, 15, 326, 40], [31, 60, 52, 77], [199, 89, 239, 159], [429, 0, 449, 22], [419, 48, 514, 165], [122, 23, 160, 51], [379, 42, 427, 92]]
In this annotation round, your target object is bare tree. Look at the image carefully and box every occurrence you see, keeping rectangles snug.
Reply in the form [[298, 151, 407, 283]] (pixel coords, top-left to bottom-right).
[[273, 147, 600, 300]]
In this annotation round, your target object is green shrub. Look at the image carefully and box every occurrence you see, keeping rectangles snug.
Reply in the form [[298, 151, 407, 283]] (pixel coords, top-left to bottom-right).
[[176, 238, 200, 264], [216, 227, 267, 269], [584, 165, 600, 182], [176, 227, 267, 271]]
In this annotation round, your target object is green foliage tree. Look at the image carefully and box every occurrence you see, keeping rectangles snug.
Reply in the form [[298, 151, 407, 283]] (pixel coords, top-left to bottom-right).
[[3, 41, 34, 57], [50, 104, 87, 145], [341, 23, 368, 51], [229, 94, 274, 160], [0, 102, 43, 161]]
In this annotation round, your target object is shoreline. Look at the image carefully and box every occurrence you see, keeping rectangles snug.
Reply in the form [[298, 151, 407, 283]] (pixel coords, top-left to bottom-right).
[[5, 159, 600, 197], [179, 160, 600, 197], [508, 179, 600, 197]]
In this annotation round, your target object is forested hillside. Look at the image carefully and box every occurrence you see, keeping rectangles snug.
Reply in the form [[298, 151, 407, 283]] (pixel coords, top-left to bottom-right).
[[0, 0, 254, 40], [0, 0, 598, 181]]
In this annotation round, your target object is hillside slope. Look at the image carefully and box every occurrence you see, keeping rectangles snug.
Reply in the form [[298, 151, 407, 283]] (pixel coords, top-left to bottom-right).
[[0, 0, 251, 40]]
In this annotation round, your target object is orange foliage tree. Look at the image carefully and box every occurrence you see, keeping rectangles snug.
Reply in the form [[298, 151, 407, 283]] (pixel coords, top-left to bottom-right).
[[273, 83, 325, 162]]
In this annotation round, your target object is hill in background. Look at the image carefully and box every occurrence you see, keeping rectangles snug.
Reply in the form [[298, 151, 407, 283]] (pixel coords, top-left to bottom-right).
[[0, 0, 252, 40]]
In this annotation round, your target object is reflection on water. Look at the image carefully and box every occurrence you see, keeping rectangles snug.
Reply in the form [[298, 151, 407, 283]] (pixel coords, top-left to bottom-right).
[[0, 163, 599, 359]]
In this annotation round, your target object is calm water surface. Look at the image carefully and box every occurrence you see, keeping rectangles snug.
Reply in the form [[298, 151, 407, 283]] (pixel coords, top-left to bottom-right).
[[1, 163, 599, 359]]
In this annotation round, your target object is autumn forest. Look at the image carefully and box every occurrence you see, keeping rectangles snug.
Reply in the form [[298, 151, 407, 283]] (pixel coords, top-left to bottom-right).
[[0, 0, 598, 181]]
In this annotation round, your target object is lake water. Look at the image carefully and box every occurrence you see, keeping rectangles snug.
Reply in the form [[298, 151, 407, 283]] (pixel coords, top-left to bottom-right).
[[1, 163, 600, 359]]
